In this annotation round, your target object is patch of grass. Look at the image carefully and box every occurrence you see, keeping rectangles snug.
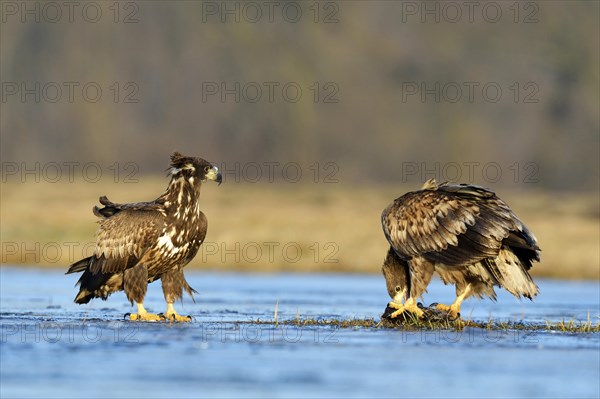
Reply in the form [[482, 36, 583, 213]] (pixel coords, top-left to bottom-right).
[[544, 316, 600, 333], [379, 316, 471, 330], [246, 317, 381, 329], [239, 317, 600, 333]]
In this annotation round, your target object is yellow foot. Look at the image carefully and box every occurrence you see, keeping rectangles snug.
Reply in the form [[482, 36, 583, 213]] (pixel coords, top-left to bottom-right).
[[435, 303, 460, 319], [162, 312, 192, 323], [127, 312, 162, 322], [387, 301, 424, 319]]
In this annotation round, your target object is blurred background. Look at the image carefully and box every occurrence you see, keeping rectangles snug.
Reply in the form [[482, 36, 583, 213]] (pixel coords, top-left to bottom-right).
[[1, 1, 598, 279]]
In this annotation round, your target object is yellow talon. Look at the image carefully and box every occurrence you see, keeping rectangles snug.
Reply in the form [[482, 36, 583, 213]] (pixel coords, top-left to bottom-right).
[[127, 303, 192, 322], [163, 303, 192, 322], [128, 312, 162, 322], [435, 303, 460, 319], [435, 284, 471, 319], [388, 298, 424, 319], [128, 302, 162, 322], [163, 312, 192, 322]]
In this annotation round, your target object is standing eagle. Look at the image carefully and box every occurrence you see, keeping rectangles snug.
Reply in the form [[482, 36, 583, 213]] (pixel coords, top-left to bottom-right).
[[381, 179, 540, 319], [66, 152, 222, 322]]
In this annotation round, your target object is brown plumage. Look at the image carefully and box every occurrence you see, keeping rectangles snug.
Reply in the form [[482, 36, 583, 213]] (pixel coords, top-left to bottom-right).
[[381, 179, 540, 319], [66, 152, 222, 322]]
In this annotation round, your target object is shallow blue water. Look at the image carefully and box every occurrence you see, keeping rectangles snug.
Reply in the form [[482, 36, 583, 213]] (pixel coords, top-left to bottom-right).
[[1, 267, 599, 398]]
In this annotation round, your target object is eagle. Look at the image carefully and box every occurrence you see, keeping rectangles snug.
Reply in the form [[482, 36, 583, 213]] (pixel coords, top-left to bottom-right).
[[381, 179, 540, 320], [66, 152, 222, 322]]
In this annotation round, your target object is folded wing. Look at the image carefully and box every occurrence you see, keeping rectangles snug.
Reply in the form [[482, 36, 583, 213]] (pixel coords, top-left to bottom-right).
[[382, 183, 540, 267]]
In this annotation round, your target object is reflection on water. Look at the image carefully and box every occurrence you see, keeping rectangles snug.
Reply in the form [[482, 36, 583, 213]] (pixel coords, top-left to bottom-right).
[[1, 267, 599, 398]]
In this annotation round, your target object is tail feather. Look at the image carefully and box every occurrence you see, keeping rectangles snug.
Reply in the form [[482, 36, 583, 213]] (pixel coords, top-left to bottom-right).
[[67, 256, 122, 304], [503, 231, 541, 268], [485, 247, 539, 299], [66, 256, 92, 274]]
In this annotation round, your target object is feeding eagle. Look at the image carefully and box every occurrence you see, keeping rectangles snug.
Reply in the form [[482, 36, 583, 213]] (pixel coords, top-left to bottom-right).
[[66, 152, 222, 322], [381, 179, 540, 320]]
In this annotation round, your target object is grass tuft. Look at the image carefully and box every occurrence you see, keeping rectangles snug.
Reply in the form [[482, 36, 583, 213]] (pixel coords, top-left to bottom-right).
[[241, 317, 599, 333]]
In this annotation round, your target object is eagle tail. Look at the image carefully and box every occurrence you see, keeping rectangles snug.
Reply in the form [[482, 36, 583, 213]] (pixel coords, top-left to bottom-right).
[[67, 256, 122, 304], [74, 275, 98, 304], [485, 247, 539, 300], [66, 256, 91, 274]]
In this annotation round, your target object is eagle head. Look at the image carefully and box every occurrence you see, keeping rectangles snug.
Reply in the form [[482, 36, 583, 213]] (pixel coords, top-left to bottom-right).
[[170, 152, 222, 185], [382, 247, 409, 304]]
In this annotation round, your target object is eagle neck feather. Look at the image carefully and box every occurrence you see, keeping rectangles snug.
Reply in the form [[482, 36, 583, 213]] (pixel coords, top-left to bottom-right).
[[159, 174, 202, 216]]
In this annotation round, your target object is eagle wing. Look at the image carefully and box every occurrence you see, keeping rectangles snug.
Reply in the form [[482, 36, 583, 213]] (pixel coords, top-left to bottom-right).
[[90, 207, 165, 274], [382, 183, 526, 266]]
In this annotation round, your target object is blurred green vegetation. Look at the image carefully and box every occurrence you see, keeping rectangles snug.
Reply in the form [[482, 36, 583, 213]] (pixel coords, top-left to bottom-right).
[[1, 1, 598, 190]]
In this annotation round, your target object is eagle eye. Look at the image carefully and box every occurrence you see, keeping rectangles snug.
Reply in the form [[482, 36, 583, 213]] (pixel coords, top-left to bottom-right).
[[395, 286, 402, 292], [204, 166, 211, 173]]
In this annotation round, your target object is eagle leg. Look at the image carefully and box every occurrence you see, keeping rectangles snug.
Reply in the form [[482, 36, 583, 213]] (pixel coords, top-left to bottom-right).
[[128, 302, 162, 322], [387, 297, 424, 319], [161, 302, 192, 323], [160, 269, 193, 322], [435, 284, 471, 319]]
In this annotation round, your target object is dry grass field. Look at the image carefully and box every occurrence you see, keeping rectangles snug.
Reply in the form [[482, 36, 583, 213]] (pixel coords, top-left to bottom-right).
[[1, 178, 598, 280]]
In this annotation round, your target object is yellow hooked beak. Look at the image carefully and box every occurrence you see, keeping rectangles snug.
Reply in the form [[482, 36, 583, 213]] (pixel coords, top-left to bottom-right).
[[206, 165, 222, 185]]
